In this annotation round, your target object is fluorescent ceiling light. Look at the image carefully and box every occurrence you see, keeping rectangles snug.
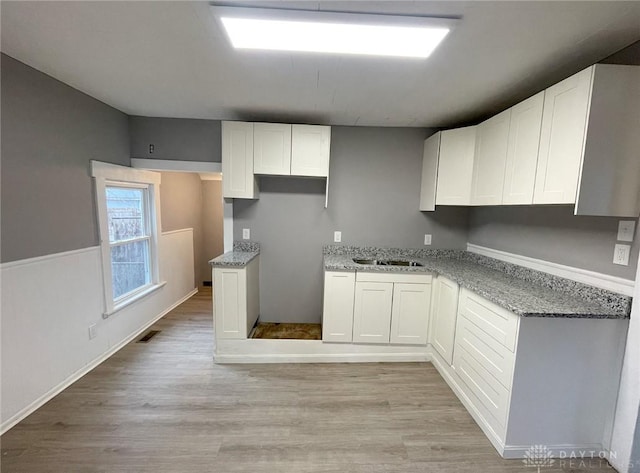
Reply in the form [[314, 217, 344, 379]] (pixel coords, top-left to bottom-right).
[[214, 8, 453, 59]]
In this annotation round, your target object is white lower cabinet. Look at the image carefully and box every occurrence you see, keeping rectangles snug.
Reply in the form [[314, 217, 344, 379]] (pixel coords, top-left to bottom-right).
[[429, 276, 459, 364], [322, 271, 356, 342], [390, 283, 431, 345], [323, 271, 432, 345], [213, 256, 260, 340], [353, 281, 394, 344], [440, 287, 627, 458], [453, 289, 519, 438]]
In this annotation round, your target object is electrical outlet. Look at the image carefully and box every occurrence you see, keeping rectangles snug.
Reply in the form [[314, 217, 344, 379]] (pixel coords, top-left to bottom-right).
[[242, 228, 250, 240], [334, 231, 342, 243], [613, 244, 631, 266], [88, 324, 97, 340], [617, 220, 636, 242], [424, 234, 432, 245], [149, 144, 154, 154]]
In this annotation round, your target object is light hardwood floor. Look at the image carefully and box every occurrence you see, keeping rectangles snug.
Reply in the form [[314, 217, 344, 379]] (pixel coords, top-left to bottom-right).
[[1, 289, 614, 472]]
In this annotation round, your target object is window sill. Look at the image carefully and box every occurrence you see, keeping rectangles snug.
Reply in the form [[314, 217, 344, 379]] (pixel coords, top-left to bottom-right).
[[102, 281, 167, 319]]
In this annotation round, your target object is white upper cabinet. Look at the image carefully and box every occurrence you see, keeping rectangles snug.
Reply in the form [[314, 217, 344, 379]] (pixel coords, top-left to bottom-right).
[[471, 109, 511, 205], [419, 132, 441, 211], [253, 123, 292, 175], [436, 126, 477, 206], [502, 92, 544, 205], [222, 121, 332, 200], [534, 64, 640, 216], [574, 65, 640, 217], [291, 125, 331, 177], [533, 67, 593, 205], [222, 121, 258, 199]]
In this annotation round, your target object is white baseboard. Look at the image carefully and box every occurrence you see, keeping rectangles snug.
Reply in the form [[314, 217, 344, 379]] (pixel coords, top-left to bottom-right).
[[215, 352, 431, 363], [467, 243, 635, 296], [215, 339, 430, 364], [501, 443, 606, 460], [0, 287, 198, 435]]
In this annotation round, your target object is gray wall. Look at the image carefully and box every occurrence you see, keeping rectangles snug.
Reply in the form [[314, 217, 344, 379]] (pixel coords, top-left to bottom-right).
[[234, 126, 470, 323], [1, 54, 130, 262], [202, 180, 225, 279], [468, 206, 639, 280], [129, 116, 221, 162]]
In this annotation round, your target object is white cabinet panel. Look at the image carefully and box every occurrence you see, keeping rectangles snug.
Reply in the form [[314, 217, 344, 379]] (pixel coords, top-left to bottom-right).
[[419, 132, 441, 211], [436, 127, 476, 206], [352, 282, 393, 344], [222, 121, 257, 199], [502, 92, 544, 205], [390, 283, 431, 345], [430, 276, 459, 364], [291, 125, 331, 177], [213, 267, 246, 339], [253, 123, 292, 175], [471, 109, 511, 205], [534, 67, 593, 204], [322, 271, 356, 343]]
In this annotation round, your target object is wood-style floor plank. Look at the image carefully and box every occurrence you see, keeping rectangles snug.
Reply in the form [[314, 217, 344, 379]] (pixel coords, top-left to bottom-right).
[[1, 289, 614, 472]]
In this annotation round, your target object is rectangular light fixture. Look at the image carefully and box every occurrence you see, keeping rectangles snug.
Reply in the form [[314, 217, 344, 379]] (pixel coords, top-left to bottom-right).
[[213, 7, 455, 59]]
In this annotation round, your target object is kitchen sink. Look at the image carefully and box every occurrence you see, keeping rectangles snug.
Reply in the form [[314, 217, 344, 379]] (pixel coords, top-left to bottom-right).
[[352, 258, 380, 265], [381, 260, 423, 267], [352, 258, 423, 267]]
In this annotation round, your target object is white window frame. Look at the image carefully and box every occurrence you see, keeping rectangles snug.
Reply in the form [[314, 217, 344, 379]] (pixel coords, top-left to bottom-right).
[[91, 161, 165, 318]]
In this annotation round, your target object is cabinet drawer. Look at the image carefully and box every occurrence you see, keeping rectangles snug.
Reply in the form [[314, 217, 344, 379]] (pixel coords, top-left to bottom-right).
[[455, 315, 515, 389], [458, 289, 519, 351], [453, 343, 511, 435]]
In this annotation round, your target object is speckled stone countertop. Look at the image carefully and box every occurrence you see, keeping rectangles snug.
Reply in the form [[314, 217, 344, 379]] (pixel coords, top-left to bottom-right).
[[323, 245, 631, 319], [209, 241, 259, 268]]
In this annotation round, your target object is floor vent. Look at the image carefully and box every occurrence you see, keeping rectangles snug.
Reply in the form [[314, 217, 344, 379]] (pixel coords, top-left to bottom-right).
[[137, 330, 161, 343]]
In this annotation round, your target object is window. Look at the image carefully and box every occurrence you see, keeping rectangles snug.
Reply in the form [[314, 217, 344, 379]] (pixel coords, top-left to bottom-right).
[[106, 185, 151, 299], [92, 161, 164, 317]]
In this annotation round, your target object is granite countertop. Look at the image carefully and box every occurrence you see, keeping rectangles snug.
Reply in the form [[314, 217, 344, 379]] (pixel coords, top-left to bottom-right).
[[324, 248, 631, 320], [209, 241, 260, 268]]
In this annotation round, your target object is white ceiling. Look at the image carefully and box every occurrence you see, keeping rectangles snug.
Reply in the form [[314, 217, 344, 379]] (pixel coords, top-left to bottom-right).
[[2, 1, 639, 127]]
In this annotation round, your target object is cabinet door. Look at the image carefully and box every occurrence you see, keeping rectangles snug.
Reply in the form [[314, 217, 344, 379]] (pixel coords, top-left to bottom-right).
[[352, 282, 393, 344], [471, 109, 511, 205], [253, 123, 292, 175], [436, 126, 476, 205], [291, 125, 331, 177], [419, 132, 441, 211], [534, 67, 594, 204], [213, 267, 247, 339], [221, 121, 257, 199], [322, 271, 356, 343], [502, 92, 544, 205], [430, 276, 459, 365], [390, 283, 431, 345]]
